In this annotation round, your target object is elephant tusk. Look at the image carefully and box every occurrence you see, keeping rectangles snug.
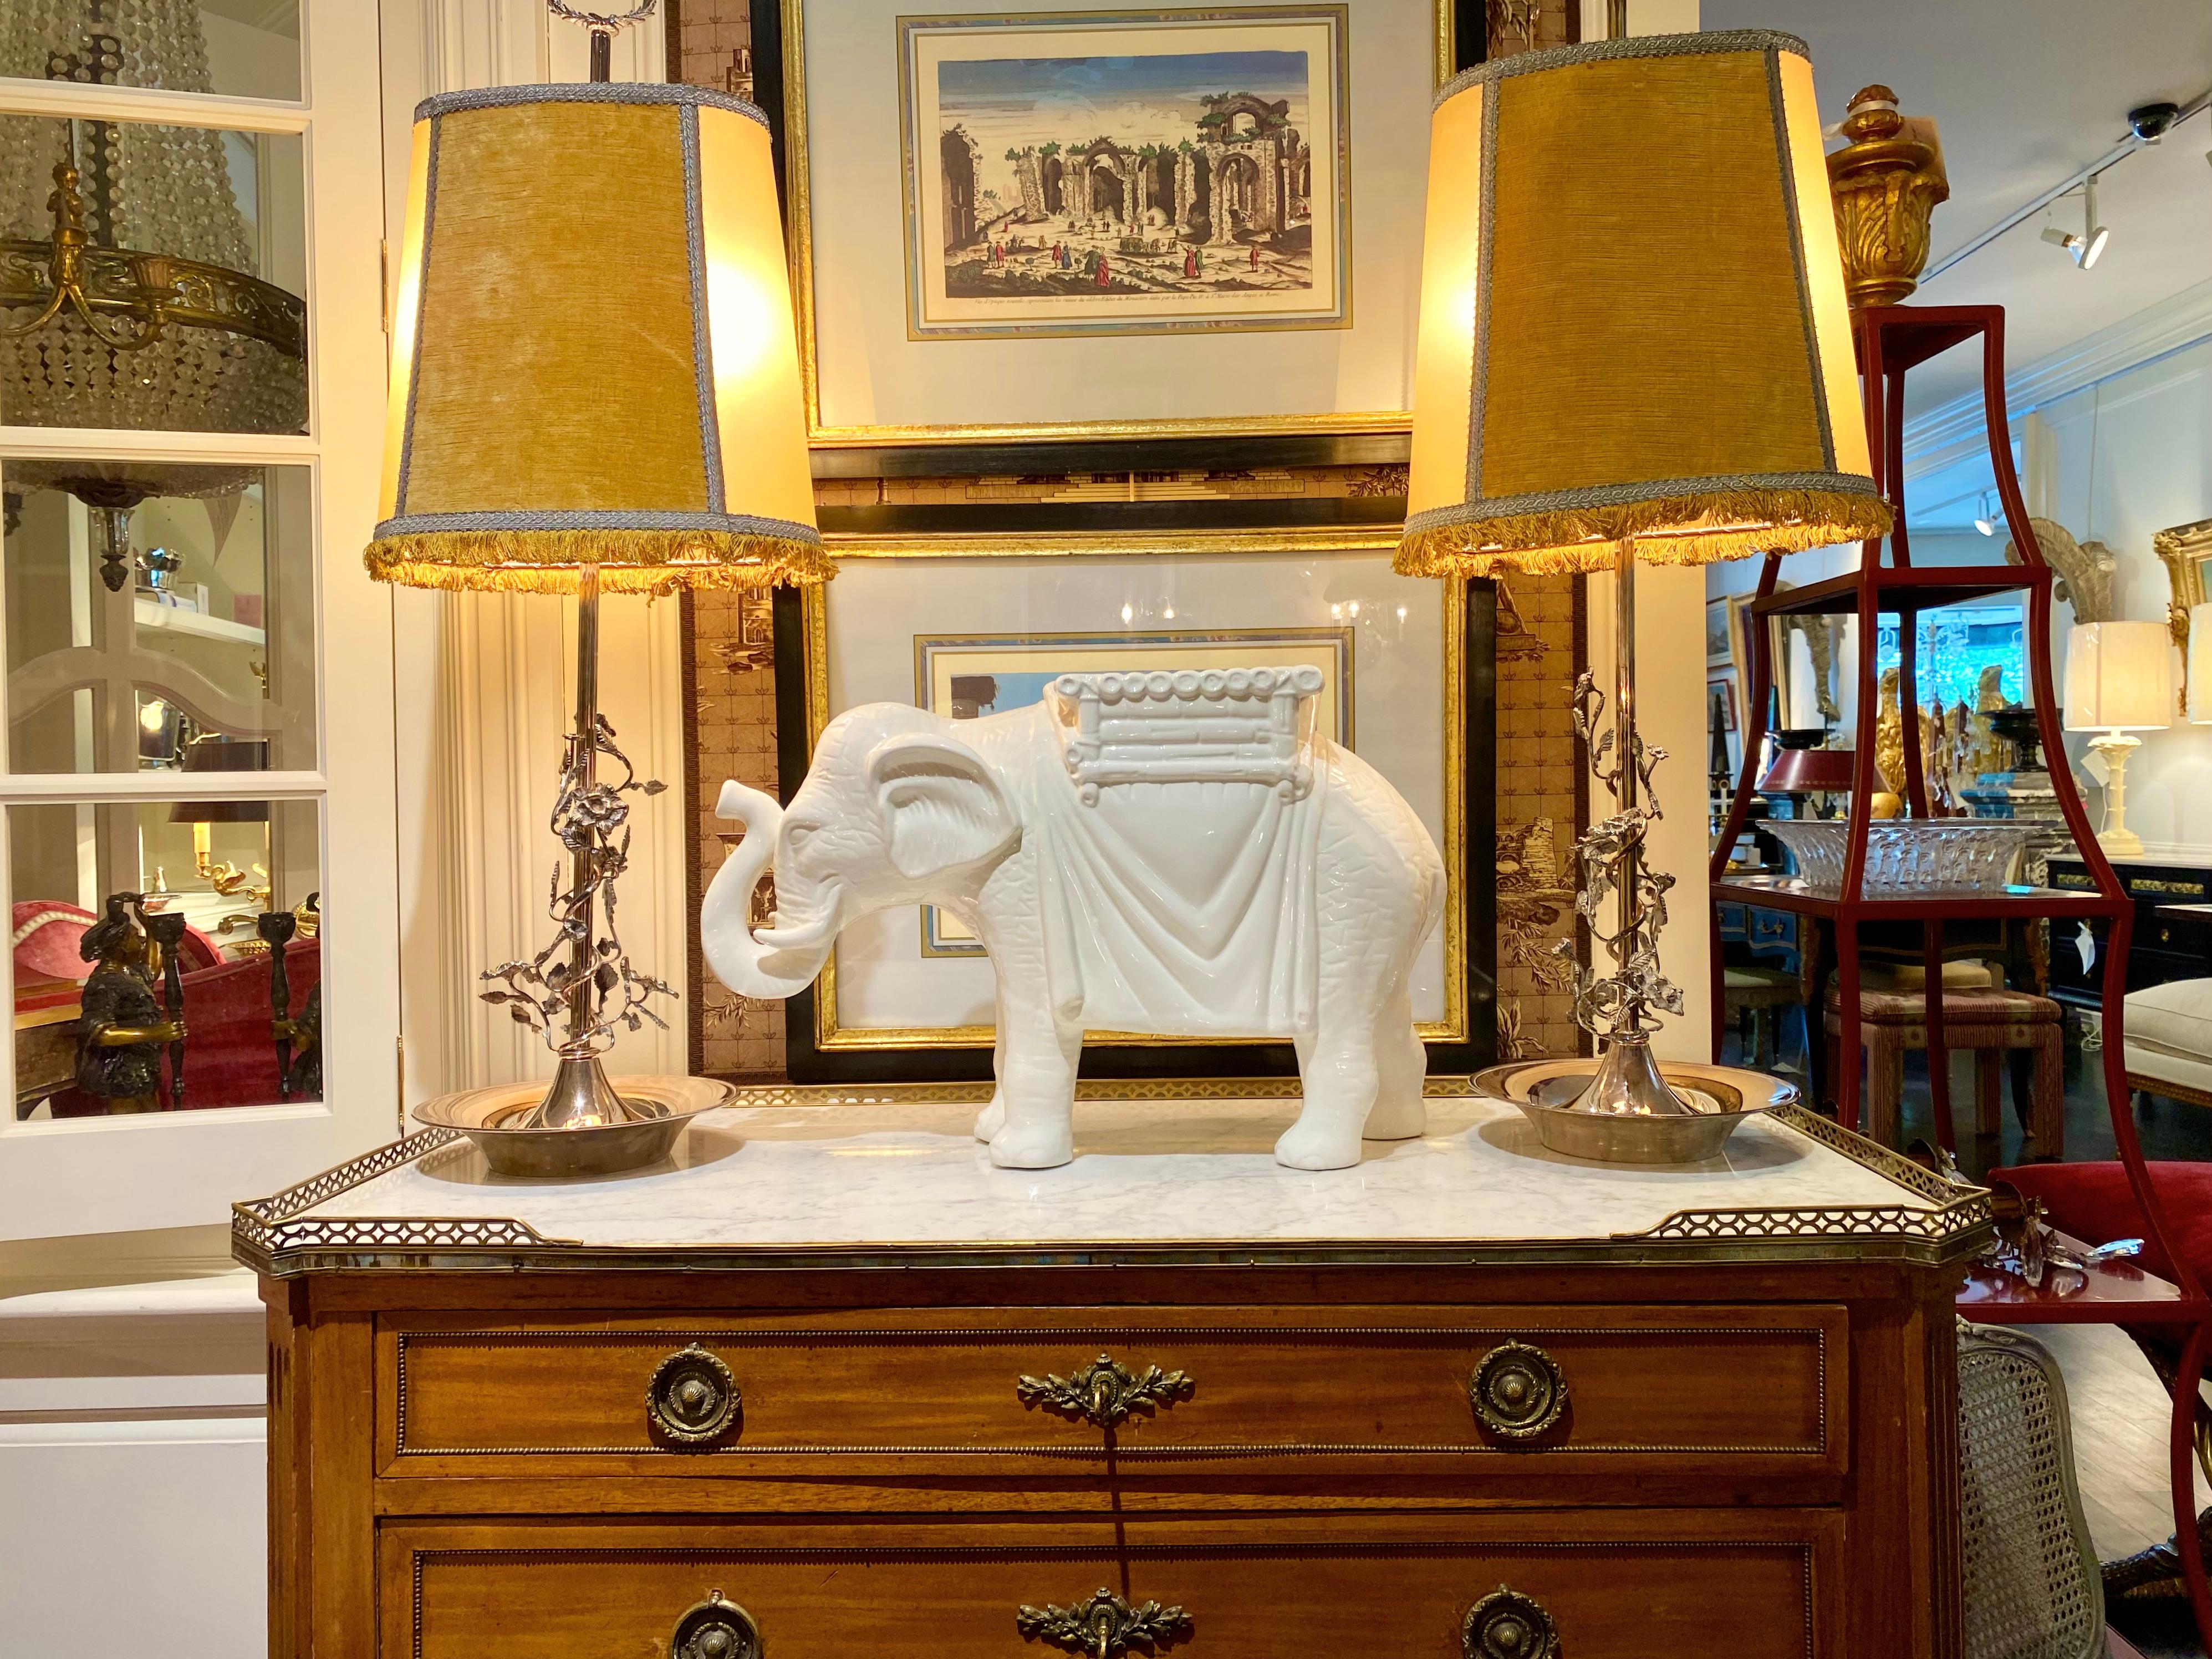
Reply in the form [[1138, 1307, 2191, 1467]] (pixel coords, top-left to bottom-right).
[[753, 886, 842, 954]]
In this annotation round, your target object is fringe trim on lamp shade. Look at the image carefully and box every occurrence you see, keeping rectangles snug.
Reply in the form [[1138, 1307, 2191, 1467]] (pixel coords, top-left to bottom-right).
[[364, 529, 835, 595], [1395, 486, 1895, 579]]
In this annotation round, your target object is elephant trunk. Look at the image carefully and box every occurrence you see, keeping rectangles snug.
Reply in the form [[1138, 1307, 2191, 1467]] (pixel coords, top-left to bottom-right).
[[700, 781, 834, 1001]]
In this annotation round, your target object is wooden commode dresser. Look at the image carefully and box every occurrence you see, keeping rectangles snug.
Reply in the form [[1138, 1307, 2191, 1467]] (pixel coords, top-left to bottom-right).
[[237, 1089, 1991, 1659]]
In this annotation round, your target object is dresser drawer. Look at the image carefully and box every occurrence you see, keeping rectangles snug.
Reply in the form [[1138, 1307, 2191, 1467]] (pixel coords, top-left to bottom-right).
[[380, 1305, 1846, 1490], [386, 1512, 1836, 1659]]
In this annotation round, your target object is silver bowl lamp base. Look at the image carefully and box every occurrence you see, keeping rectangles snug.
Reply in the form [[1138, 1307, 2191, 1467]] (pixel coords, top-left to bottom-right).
[[411, 1073, 734, 1179], [1474, 1041, 1796, 1166]]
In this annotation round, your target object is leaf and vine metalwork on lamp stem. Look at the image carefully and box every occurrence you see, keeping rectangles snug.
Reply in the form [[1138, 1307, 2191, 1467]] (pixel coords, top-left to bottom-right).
[[478, 714, 674, 1051], [1554, 670, 1684, 1042], [544, 0, 658, 31]]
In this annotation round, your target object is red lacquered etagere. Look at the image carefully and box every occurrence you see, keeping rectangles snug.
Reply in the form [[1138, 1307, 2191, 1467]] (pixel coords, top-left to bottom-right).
[[1708, 304, 2212, 1650]]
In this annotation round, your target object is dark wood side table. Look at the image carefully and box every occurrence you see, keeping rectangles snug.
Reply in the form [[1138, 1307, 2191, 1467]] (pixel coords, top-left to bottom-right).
[[2046, 854, 2212, 1012]]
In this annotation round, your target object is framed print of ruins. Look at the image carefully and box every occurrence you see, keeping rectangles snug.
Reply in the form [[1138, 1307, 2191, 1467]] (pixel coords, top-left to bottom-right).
[[764, 0, 1452, 444], [898, 8, 1350, 339]]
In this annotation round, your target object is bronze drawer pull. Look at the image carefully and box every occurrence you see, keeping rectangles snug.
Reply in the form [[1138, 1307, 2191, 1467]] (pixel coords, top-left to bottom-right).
[[1017, 1353, 1192, 1428], [1469, 1340, 1568, 1441], [1463, 1585, 1558, 1659], [672, 1591, 760, 1659], [647, 1345, 741, 1446], [1018, 1587, 1192, 1657]]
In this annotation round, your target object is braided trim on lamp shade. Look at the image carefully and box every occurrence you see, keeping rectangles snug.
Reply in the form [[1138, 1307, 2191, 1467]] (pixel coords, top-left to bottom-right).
[[365, 528, 833, 595], [1395, 485, 1895, 578]]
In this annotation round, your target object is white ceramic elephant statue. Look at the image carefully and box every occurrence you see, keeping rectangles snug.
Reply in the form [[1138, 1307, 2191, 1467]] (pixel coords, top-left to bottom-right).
[[700, 666, 1445, 1171]]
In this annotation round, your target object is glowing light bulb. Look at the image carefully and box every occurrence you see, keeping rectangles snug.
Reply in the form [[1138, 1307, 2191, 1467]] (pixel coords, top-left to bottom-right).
[[1163, 607, 1175, 619], [1120, 602, 1133, 624], [1347, 600, 1360, 618], [1397, 605, 1408, 621], [139, 700, 168, 733]]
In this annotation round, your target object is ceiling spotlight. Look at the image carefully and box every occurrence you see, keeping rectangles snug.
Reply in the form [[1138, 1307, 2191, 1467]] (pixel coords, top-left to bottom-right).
[[2042, 175, 2109, 269], [1974, 491, 1999, 537]]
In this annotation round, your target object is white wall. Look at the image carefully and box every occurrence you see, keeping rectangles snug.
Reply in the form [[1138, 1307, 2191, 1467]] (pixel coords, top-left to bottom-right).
[[2028, 339, 2212, 853], [0, 1278, 266, 1658]]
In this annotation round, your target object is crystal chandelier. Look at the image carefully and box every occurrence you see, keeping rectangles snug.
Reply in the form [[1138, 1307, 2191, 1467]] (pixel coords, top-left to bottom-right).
[[0, 1, 308, 578]]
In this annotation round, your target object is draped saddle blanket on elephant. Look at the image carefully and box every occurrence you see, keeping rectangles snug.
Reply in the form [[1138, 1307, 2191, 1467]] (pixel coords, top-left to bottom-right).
[[1018, 668, 1328, 1038]]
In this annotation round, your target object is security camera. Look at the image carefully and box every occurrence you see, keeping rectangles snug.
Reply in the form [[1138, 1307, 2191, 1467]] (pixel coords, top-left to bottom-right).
[[2128, 101, 2181, 142]]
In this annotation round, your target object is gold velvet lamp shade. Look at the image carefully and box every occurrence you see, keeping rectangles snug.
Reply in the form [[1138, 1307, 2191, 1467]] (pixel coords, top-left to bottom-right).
[[368, 84, 827, 594], [1411, 33, 1892, 1148], [1399, 31, 1890, 578]]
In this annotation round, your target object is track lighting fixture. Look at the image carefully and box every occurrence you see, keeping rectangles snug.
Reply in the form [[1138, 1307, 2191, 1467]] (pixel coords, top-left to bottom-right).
[[1973, 491, 1999, 536], [2042, 174, 2109, 268]]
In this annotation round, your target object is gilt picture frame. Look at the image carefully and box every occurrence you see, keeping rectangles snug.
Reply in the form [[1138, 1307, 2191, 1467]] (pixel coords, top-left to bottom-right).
[[760, 0, 1456, 447], [2155, 516, 2212, 718], [753, 528, 1493, 1084]]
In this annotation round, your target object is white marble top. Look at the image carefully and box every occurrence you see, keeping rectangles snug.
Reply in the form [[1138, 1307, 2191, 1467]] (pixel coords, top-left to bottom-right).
[[285, 1093, 1962, 1262]]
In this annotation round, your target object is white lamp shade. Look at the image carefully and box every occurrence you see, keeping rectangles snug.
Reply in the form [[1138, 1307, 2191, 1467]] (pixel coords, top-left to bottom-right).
[[2194, 603, 2212, 725], [2065, 620, 2173, 731]]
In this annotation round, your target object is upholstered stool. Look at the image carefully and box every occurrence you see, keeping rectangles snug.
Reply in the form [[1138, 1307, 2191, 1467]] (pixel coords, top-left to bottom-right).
[[1724, 965, 1802, 1070], [1824, 983, 2065, 1154]]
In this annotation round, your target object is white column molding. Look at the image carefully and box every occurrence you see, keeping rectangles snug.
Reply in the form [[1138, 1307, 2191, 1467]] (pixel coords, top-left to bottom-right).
[[381, 0, 684, 1105]]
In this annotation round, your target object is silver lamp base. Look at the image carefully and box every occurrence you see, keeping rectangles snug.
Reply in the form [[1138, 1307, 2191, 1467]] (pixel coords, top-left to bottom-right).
[[1475, 1055, 1796, 1165], [412, 1075, 734, 1179], [526, 1047, 660, 1131]]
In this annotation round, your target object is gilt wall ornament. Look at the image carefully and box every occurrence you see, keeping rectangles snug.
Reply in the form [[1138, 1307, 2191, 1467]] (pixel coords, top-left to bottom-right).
[[701, 667, 1445, 1171], [2005, 517, 2115, 626]]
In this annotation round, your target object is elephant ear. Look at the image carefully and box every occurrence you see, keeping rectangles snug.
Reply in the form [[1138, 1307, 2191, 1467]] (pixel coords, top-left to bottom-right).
[[865, 732, 1019, 881]]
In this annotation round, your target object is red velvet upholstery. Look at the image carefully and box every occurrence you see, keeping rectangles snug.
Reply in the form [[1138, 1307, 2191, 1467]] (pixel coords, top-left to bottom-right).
[[44, 939, 320, 1117], [1992, 1161, 2212, 1287]]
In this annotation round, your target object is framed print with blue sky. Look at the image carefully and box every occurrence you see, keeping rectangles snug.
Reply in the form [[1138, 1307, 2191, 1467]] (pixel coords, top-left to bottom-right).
[[899, 8, 1349, 339], [764, 0, 1452, 445]]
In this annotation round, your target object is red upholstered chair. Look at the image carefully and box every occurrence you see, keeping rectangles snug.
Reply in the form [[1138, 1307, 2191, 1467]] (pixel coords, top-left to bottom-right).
[[41, 938, 320, 1117], [1995, 1159, 2212, 1612]]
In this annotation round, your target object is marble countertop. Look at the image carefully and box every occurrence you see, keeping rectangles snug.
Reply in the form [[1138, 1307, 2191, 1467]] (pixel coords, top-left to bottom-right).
[[241, 1092, 1989, 1273]]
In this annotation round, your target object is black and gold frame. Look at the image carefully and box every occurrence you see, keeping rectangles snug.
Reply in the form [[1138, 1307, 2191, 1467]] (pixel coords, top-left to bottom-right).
[[746, 527, 1495, 1085]]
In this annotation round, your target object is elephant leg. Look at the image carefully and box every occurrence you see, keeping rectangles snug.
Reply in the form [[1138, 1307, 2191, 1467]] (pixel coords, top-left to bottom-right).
[[1362, 978, 1427, 1141], [987, 1006, 1082, 1170], [975, 1021, 1010, 1142], [1278, 1013, 1380, 1171]]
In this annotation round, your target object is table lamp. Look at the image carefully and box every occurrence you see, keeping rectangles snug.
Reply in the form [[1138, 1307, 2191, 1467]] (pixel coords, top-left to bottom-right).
[[368, 49, 829, 1141], [2064, 620, 2172, 858], [1757, 746, 1857, 797], [1401, 32, 1891, 1131]]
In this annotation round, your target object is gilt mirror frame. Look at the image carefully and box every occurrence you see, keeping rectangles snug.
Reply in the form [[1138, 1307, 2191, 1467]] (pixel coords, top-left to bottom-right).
[[2154, 516, 2212, 718]]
